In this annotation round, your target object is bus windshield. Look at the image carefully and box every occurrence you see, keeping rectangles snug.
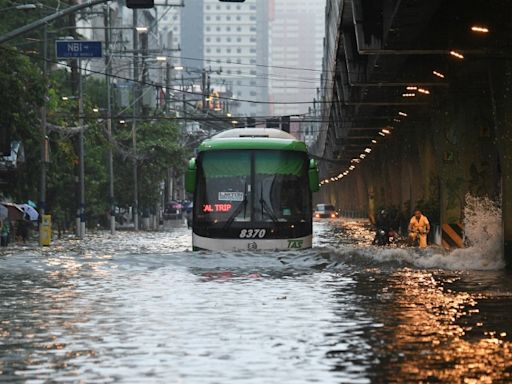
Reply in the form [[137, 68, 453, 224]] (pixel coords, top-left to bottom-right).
[[194, 149, 311, 228]]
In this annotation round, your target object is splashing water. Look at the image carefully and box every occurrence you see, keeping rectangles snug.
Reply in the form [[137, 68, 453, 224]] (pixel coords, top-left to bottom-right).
[[408, 194, 504, 271], [445, 194, 505, 270], [324, 195, 505, 271], [462, 193, 502, 249]]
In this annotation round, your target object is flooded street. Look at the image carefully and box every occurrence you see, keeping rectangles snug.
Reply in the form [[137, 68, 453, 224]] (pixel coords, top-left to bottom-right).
[[1, 220, 511, 383]]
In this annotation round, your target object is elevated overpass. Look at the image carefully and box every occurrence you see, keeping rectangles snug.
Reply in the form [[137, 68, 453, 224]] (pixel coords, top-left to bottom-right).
[[312, 0, 512, 266]]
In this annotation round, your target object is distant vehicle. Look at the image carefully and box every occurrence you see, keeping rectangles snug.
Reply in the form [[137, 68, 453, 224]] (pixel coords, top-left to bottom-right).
[[163, 201, 183, 220], [314, 203, 338, 219]]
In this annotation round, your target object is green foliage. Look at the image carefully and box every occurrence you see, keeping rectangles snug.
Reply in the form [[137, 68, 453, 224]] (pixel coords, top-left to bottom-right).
[[0, 47, 44, 199], [114, 117, 189, 211], [0, 48, 44, 133], [0, 47, 189, 228], [0, 2, 191, 229]]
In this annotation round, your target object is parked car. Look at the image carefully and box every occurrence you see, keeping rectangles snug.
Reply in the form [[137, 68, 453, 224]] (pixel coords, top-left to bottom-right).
[[163, 201, 183, 220], [314, 203, 338, 219]]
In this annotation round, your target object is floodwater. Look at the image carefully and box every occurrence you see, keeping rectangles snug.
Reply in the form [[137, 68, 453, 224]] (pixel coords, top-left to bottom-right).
[[0, 218, 511, 383]]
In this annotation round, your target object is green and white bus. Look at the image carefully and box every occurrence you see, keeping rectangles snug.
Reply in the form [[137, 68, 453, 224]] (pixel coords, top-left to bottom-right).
[[185, 128, 320, 251]]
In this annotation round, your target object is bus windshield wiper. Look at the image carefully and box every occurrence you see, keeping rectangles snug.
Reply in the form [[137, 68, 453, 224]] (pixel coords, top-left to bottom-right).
[[260, 198, 279, 224], [223, 197, 247, 230], [259, 184, 279, 224], [223, 184, 248, 230]]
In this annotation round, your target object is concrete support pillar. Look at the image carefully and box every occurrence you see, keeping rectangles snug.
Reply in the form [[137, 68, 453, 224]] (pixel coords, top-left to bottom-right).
[[501, 150, 512, 268], [432, 71, 499, 250], [490, 62, 512, 268], [436, 104, 464, 227]]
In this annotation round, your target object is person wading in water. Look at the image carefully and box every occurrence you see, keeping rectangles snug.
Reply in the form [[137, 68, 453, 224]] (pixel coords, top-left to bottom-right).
[[408, 209, 430, 248]]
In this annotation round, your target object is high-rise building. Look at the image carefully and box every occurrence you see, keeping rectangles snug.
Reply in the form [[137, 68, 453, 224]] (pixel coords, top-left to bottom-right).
[[160, 3, 183, 69], [269, 0, 325, 117], [180, 1, 203, 70], [201, 0, 269, 117], [79, 1, 272, 120]]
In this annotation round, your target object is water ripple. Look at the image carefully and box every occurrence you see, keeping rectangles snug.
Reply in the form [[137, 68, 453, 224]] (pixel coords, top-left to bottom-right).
[[0, 221, 511, 383]]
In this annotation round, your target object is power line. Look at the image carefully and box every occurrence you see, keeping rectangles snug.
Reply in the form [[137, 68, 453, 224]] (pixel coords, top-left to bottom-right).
[[109, 53, 328, 84], [5, 46, 328, 106], [167, 53, 335, 74]]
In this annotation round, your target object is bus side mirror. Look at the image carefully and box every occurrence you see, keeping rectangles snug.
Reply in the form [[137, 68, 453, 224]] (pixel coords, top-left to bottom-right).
[[308, 159, 320, 192], [185, 158, 197, 193]]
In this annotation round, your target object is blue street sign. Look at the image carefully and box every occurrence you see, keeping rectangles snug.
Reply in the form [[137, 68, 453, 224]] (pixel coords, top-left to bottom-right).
[[55, 40, 102, 59]]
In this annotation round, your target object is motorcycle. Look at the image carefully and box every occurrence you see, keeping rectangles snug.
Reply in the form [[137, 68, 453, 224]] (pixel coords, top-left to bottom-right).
[[372, 227, 401, 246]]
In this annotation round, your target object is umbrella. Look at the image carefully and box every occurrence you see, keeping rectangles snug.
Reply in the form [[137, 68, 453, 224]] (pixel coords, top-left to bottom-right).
[[0, 204, 7, 220], [20, 204, 39, 221], [1, 203, 24, 221]]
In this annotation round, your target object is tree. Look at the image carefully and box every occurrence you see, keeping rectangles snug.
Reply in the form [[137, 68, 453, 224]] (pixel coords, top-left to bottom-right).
[[0, 47, 44, 199], [0, 36, 189, 229], [113, 117, 189, 214]]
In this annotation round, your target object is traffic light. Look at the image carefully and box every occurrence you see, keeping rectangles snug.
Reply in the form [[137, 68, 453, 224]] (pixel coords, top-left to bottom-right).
[[126, 0, 154, 9]]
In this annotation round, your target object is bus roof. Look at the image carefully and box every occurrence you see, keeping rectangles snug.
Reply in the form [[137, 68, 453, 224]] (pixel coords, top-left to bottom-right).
[[198, 128, 307, 153]]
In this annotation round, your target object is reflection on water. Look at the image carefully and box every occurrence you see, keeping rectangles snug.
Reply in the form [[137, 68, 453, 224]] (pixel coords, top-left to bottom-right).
[[356, 268, 512, 383], [0, 221, 511, 383]]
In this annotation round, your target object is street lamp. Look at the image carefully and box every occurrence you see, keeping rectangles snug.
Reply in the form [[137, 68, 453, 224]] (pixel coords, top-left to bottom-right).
[[0, 4, 38, 11], [131, 13, 149, 231], [103, 5, 117, 234]]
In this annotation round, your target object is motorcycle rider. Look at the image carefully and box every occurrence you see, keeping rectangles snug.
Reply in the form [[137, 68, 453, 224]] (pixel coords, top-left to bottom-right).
[[408, 209, 430, 248], [373, 209, 392, 245]]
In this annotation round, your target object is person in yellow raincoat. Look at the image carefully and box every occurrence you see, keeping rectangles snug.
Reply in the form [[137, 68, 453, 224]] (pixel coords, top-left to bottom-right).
[[408, 209, 430, 248]]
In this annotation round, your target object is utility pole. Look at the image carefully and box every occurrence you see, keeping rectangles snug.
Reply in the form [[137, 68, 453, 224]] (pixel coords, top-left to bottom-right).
[[139, 28, 149, 226], [39, 22, 48, 245], [206, 70, 211, 110], [182, 73, 186, 125], [78, 58, 85, 239], [165, 61, 171, 114], [181, 73, 186, 201], [132, 9, 139, 231], [68, 0, 82, 238], [201, 68, 206, 111], [165, 61, 173, 206], [140, 30, 149, 116], [104, 5, 115, 234]]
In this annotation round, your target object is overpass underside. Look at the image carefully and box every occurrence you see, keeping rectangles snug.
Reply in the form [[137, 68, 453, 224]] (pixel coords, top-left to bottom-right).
[[315, 0, 512, 265]]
